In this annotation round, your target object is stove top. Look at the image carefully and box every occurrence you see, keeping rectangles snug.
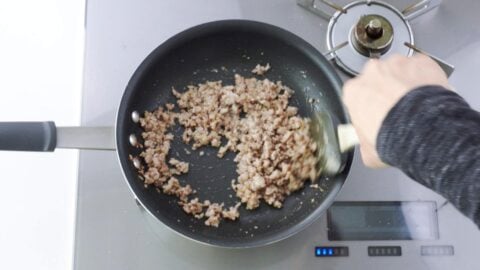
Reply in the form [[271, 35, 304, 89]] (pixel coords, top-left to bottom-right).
[[74, 0, 480, 269], [299, 0, 453, 76]]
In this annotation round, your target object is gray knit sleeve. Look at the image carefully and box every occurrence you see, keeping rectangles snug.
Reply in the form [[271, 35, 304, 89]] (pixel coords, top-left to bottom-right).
[[376, 85, 480, 228]]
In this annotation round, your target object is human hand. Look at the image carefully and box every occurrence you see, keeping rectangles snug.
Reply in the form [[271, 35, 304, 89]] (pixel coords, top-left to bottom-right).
[[342, 54, 450, 167]]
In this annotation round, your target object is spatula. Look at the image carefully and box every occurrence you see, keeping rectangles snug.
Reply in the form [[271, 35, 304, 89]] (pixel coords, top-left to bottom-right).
[[310, 111, 359, 176]]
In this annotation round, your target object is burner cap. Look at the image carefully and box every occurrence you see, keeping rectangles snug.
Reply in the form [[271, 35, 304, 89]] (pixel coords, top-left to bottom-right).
[[352, 14, 394, 57], [327, 0, 414, 75]]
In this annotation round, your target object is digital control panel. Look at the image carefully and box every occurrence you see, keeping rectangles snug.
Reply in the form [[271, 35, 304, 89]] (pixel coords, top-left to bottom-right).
[[314, 201, 456, 260], [421, 245, 454, 256], [315, 246, 349, 257], [368, 246, 402, 256]]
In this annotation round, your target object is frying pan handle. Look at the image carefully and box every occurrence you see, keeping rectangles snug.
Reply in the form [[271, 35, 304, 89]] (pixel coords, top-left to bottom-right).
[[0, 122, 116, 152], [56, 126, 116, 150], [0, 122, 57, 151]]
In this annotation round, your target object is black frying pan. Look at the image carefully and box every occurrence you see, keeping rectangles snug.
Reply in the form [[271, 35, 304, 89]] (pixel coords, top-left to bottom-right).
[[0, 20, 353, 248]]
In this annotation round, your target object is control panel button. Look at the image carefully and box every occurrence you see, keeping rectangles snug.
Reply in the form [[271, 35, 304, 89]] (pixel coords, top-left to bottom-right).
[[421, 245, 454, 256], [315, 246, 349, 257], [368, 246, 402, 256]]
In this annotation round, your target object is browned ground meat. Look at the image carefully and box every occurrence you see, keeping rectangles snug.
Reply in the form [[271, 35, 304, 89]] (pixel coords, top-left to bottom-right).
[[222, 202, 241, 220], [204, 203, 224, 227], [168, 158, 189, 174], [175, 74, 318, 210], [132, 67, 318, 227], [251, 63, 271, 75], [180, 198, 205, 219]]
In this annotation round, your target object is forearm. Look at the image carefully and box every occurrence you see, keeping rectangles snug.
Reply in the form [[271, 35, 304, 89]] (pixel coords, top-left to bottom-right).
[[377, 86, 480, 227]]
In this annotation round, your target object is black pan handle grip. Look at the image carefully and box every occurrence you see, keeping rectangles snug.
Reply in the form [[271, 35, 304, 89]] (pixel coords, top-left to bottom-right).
[[0, 122, 56, 152]]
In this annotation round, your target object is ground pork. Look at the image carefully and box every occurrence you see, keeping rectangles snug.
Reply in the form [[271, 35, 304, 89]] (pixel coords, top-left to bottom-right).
[[132, 66, 318, 227], [204, 203, 224, 227], [251, 63, 271, 75], [175, 74, 318, 210]]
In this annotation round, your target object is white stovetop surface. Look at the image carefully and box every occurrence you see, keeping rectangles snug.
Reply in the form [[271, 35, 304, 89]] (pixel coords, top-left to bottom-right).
[[0, 1, 84, 269], [1, 1, 479, 269]]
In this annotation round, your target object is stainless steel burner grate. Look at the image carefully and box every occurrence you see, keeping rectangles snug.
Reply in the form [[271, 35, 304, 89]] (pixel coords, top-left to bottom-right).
[[298, 0, 454, 76]]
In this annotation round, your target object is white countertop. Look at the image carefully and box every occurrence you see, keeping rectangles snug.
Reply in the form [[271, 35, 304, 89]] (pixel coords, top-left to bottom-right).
[[0, 1, 84, 269]]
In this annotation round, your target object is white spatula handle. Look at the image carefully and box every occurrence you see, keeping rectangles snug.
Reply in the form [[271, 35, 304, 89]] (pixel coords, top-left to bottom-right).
[[337, 124, 359, 153]]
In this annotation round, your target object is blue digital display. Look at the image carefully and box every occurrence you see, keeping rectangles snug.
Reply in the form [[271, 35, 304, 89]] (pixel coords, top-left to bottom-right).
[[315, 247, 348, 257]]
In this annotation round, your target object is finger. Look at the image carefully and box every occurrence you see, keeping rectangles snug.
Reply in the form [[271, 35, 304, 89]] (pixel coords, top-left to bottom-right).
[[361, 58, 380, 75], [386, 54, 408, 67], [412, 53, 436, 65], [342, 78, 359, 108]]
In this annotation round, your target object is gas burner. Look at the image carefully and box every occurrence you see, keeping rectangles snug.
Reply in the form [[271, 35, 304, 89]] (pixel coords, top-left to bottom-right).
[[351, 14, 395, 57], [298, 0, 454, 76], [327, 1, 414, 74]]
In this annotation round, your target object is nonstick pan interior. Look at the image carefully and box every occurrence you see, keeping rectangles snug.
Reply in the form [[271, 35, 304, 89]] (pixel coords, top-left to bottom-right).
[[116, 20, 353, 248]]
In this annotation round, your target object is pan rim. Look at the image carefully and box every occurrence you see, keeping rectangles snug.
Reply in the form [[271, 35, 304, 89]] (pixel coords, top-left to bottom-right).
[[115, 19, 353, 248]]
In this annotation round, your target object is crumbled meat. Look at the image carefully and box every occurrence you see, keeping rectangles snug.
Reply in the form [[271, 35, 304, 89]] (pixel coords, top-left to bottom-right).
[[175, 74, 318, 210], [136, 108, 178, 189], [132, 65, 319, 227], [204, 203, 223, 227], [181, 198, 204, 218], [222, 202, 241, 221], [251, 63, 271, 75], [169, 158, 189, 173], [175, 184, 192, 202], [162, 177, 181, 195]]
